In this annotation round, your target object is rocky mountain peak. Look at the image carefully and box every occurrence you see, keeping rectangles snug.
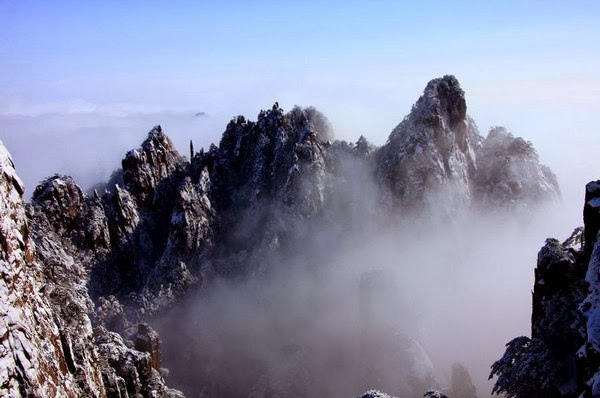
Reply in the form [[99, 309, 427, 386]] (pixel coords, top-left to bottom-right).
[[472, 126, 559, 208], [2, 138, 186, 397], [286, 105, 335, 142], [1, 140, 88, 398], [420, 74, 467, 136], [491, 181, 599, 396], [122, 125, 186, 207], [376, 75, 558, 212], [376, 75, 476, 211], [31, 174, 86, 231], [0, 141, 29, 257]]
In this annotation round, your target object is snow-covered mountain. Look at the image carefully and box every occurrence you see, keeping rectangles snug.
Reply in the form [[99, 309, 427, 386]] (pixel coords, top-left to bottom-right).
[[376, 75, 558, 213], [0, 76, 562, 397], [0, 140, 183, 398]]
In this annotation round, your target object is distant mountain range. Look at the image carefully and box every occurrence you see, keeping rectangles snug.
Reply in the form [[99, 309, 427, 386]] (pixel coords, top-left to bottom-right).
[[1, 75, 581, 398]]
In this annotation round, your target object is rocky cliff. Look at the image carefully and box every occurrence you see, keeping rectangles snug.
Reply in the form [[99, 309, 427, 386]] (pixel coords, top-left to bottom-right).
[[491, 181, 600, 397], [0, 141, 84, 398], [0, 76, 561, 397], [377, 75, 478, 211], [0, 140, 184, 398]]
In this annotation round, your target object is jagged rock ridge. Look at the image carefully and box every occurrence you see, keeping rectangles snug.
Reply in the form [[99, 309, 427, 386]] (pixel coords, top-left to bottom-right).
[[1, 76, 560, 397], [25, 76, 558, 313], [0, 141, 84, 398], [0, 140, 184, 398]]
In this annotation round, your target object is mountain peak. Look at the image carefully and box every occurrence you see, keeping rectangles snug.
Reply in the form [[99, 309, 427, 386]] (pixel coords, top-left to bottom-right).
[[418, 74, 467, 133], [122, 126, 185, 207], [147, 124, 163, 137], [377, 75, 474, 210]]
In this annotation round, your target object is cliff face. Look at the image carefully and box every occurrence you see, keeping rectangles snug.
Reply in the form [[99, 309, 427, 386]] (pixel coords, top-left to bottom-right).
[[579, 181, 600, 395], [0, 141, 85, 398], [0, 140, 183, 398], [491, 181, 600, 397], [193, 104, 329, 275]]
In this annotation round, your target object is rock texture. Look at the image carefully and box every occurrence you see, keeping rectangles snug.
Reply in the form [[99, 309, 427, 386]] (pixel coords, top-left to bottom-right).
[[377, 75, 478, 211], [580, 181, 600, 396], [358, 390, 398, 398], [94, 326, 183, 398], [24, 127, 212, 319], [193, 103, 329, 276], [472, 126, 559, 208], [376, 75, 559, 213], [491, 181, 600, 397], [0, 140, 183, 398], [0, 141, 84, 398]]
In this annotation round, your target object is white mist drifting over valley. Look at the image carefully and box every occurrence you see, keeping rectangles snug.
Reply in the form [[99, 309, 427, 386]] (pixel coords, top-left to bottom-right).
[[152, 171, 572, 397]]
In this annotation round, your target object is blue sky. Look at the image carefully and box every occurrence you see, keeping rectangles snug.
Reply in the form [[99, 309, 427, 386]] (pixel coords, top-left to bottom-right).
[[1, 0, 599, 210], [3, 1, 598, 108]]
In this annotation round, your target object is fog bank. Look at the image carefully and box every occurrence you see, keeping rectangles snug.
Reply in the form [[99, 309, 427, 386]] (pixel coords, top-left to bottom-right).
[[154, 200, 573, 397]]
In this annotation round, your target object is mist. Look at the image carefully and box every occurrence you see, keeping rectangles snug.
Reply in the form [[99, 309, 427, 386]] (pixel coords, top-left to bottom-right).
[[150, 148, 577, 398]]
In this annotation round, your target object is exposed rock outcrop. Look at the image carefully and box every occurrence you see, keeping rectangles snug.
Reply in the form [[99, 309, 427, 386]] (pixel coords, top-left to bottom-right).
[[377, 75, 478, 211], [0, 140, 182, 397], [472, 126, 560, 208], [121, 125, 186, 208], [580, 181, 600, 395], [23, 77, 558, 312], [27, 128, 212, 316], [491, 180, 600, 397], [358, 390, 398, 398], [376, 75, 559, 213], [192, 103, 329, 276], [94, 326, 183, 398], [0, 141, 89, 397]]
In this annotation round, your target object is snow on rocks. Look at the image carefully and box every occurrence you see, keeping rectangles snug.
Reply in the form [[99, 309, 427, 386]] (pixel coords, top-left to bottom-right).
[[358, 390, 398, 398], [472, 126, 559, 208], [1, 138, 184, 396], [492, 179, 600, 397], [0, 140, 85, 398], [376, 75, 476, 212]]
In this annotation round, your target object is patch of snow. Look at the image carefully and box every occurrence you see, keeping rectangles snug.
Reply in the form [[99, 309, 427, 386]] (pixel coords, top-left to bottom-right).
[[588, 197, 600, 208]]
